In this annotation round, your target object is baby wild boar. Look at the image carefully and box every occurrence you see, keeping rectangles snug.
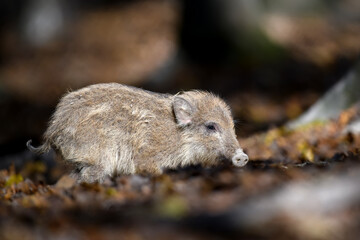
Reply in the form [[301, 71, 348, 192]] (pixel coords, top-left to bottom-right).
[[27, 83, 249, 182]]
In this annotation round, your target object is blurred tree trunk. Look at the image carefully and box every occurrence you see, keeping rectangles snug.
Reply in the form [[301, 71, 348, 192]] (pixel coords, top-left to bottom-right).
[[288, 59, 360, 129]]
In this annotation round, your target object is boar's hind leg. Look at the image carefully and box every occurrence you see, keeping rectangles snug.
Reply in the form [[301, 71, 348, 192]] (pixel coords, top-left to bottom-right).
[[72, 163, 107, 183]]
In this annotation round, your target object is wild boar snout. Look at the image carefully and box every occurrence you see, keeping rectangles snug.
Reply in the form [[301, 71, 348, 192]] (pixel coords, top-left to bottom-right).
[[232, 149, 249, 167], [222, 132, 248, 167]]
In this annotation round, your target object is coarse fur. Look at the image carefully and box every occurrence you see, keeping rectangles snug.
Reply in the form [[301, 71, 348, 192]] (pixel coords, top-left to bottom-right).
[[28, 83, 248, 182]]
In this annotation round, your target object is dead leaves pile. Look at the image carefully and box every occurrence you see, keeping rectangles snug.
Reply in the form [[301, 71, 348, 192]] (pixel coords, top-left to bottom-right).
[[1, 107, 360, 240]]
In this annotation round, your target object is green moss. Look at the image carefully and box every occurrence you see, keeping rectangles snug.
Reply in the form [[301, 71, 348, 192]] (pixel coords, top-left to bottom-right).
[[105, 187, 117, 197], [5, 174, 24, 187], [156, 195, 188, 219]]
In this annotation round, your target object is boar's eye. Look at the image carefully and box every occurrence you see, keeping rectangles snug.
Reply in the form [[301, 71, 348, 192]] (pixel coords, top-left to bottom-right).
[[205, 122, 219, 132]]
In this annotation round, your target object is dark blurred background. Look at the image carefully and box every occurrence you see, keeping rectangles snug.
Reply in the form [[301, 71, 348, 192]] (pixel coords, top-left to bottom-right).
[[1, 0, 360, 159]]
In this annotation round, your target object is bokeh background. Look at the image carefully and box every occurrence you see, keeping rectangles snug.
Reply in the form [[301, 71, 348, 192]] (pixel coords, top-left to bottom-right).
[[1, 0, 360, 156], [1, 1, 360, 239]]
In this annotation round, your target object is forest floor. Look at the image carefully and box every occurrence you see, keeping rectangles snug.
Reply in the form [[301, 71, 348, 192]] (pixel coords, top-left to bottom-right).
[[0, 102, 359, 240], [1, 3, 360, 239]]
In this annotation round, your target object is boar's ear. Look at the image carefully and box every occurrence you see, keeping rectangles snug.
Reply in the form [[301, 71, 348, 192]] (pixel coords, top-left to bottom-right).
[[173, 96, 195, 127]]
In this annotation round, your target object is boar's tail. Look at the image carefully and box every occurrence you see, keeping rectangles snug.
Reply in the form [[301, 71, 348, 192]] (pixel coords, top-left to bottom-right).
[[26, 140, 51, 154]]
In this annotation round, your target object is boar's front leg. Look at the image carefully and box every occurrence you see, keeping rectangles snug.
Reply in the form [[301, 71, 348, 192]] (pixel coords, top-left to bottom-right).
[[135, 159, 163, 176]]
